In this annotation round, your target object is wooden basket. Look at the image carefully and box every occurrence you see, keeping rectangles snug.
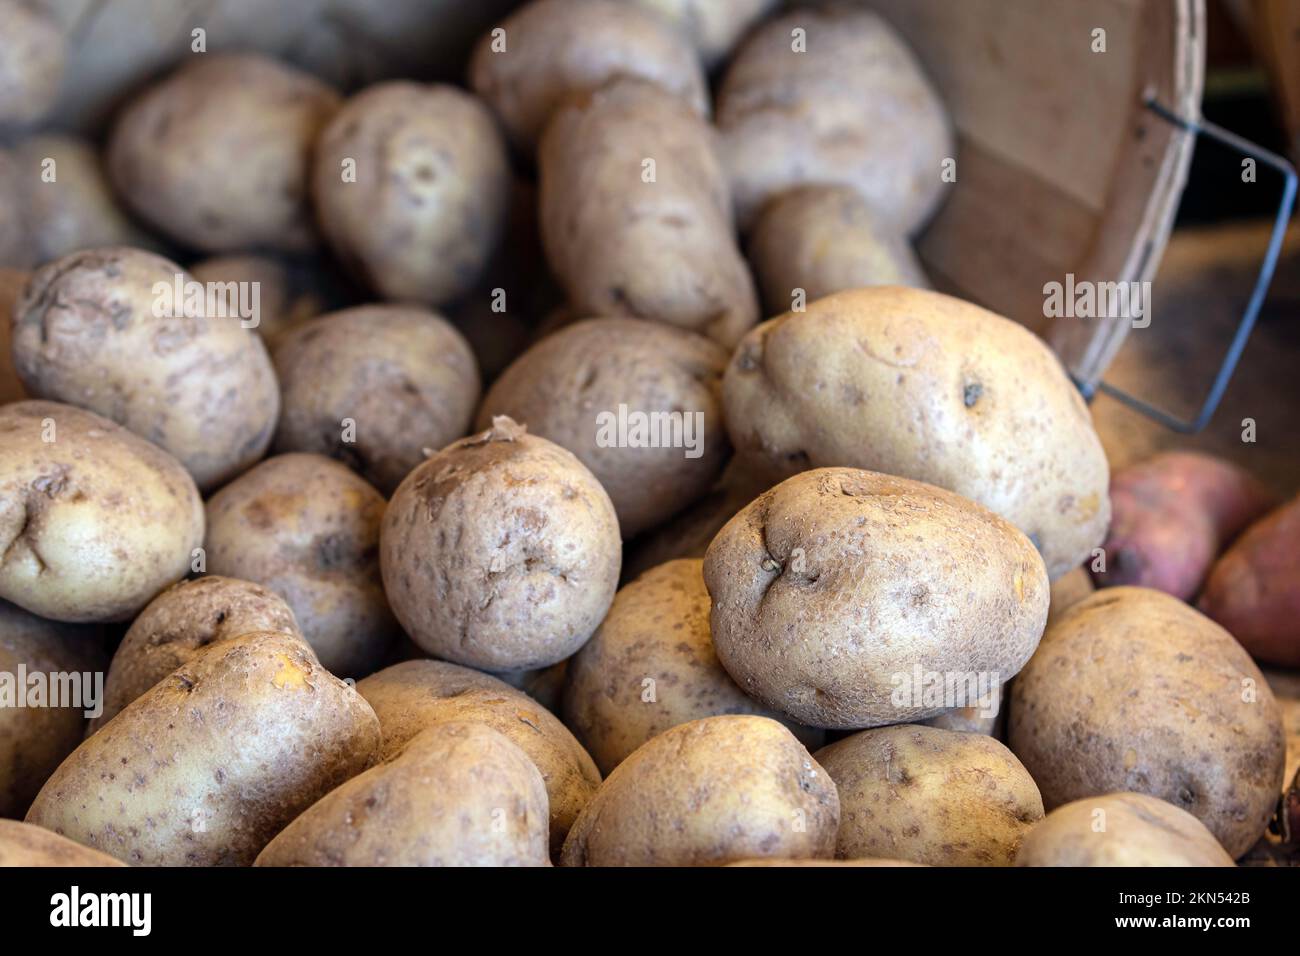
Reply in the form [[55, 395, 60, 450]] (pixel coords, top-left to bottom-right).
[[867, 0, 1205, 388]]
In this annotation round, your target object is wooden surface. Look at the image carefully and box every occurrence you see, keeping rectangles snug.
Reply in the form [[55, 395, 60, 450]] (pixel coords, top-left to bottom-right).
[[871, 0, 1203, 385]]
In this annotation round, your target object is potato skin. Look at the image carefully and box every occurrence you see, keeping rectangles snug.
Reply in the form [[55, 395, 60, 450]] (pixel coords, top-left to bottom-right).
[[499, 661, 567, 714], [255, 722, 549, 867], [477, 318, 728, 536], [1095, 452, 1277, 600], [204, 453, 399, 678], [815, 724, 1043, 866], [539, 79, 758, 349], [0, 601, 106, 818], [313, 82, 509, 306], [0, 820, 124, 867], [1008, 587, 1286, 858], [107, 53, 340, 253], [723, 287, 1110, 579], [1046, 565, 1095, 631], [469, 0, 708, 152], [748, 185, 929, 315], [13, 135, 155, 262], [25, 631, 380, 866], [1198, 495, 1300, 667], [356, 659, 601, 851], [380, 417, 621, 671], [717, 7, 953, 233], [705, 468, 1049, 729], [0, 401, 204, 623], [12, 247, 280, 492], [89, 576, 304, 734], [1015, 792, 1234, 867], [632, 0, 779, 67], [563, 559, 823, 774], [0, 0, 65, 126], [560, 715, 839, 866], [274, 305, 481, 495]]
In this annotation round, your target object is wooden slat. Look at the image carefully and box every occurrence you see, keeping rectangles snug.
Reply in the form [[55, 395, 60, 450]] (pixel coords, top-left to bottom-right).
[[917, 136, 1098, 339], [868, 0, 1204, 384]]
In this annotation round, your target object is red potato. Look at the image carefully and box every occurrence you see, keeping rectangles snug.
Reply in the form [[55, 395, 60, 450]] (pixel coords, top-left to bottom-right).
[[1199, 496, 1300, 666], [1092, 452, 1276, 600]]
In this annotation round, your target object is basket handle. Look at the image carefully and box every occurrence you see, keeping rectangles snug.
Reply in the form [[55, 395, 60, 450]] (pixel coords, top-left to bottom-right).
[[1074, 98, 1298, 434]]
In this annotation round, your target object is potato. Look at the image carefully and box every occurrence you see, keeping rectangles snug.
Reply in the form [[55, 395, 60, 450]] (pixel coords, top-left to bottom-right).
[[26, 631, 379, 866], [0, 268, 27, 404], [1015, 792, 1235, 867], [273, 305, 481, 495], [313, 82, 510, 307], [204, 453, 399, 678], [356, 659, 601, 851], [469, 0, 708, 153], [539, 78, 758, 349], [560, 715, 838, 866], [11, 247, 280, 492], [563, 559, 823, 774], [380, 416, 621, 671], [107, 53, 340, 253], [717, 7, 953, 233], [631, 0, 779, 68], [13, 135, 156, 262], [0, 600, 106, 818], [254, 722, 549, 866], [1008, 587, 1286, 858], [89, 576, 303, 734], [1199, 495, 1300, 666], [0, 401, 203, 623], [189, 254, 330, 351], [0, 820, 124, 867], [748, 185, 929, 315], [723, 287, 1111, 579], [0, 0, 65, 126], [499, 661, 567, 714], [815, 724, 1043, 866], [705, 468, 1048, 728], [477, 318, 729, 536], [1095, 452, 1277, 600], [1047, 565, 1095, 630], [44, 1, 527, 133]]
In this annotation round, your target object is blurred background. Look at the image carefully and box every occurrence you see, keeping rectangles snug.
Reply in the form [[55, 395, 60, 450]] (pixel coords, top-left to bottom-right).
[[1092, 0, 1300, 492]]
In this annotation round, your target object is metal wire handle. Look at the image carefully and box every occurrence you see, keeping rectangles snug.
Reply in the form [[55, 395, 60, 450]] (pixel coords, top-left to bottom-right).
[[1075, 98, 1298, 434]]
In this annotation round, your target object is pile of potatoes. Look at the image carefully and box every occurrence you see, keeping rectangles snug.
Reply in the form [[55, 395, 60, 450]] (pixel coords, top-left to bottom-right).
[[0, 0, 1294, 869]]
